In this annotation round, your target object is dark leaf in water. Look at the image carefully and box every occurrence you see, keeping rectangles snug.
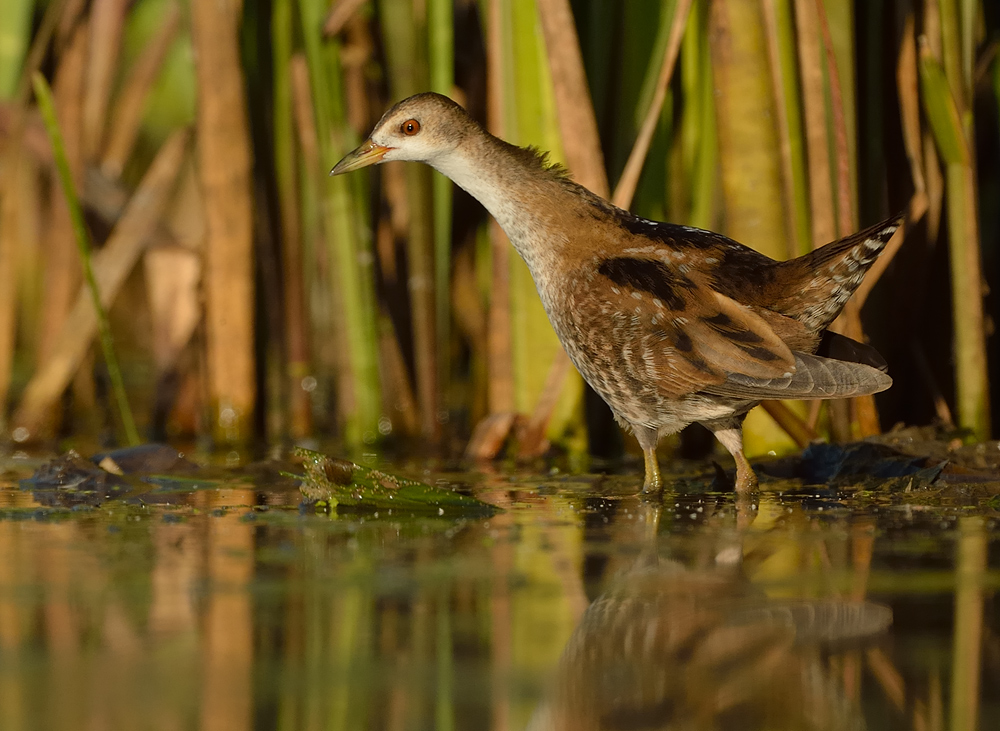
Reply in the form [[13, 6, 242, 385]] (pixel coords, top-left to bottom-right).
[[789, 442, 945, 488], [293, 448, 498, 516], [22, 445, 215, 507], [21, 451, 131, 507]]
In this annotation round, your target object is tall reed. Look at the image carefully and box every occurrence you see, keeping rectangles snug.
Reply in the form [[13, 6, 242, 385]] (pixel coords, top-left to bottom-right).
[[32, 73, 139, 446], [191, 0, 257, 444], [0, 0, 33, 99], [300, 0, 382, 449], [920, 0, 990, 440], [378, 0, 440, 442], [492, 0, 587, 455], [429, 0, 454, 427], [273, 0, 313, 439]]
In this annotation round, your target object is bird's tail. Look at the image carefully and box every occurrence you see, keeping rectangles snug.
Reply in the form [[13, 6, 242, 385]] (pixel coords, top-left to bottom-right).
[[770, 211, 904, 331]]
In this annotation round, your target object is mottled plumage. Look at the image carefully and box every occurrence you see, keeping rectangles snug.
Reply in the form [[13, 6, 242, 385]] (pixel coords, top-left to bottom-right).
[[333, 92, 899, 492]]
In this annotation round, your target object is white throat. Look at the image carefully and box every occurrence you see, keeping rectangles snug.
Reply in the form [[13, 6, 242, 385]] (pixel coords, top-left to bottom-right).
[[428, 149, 514, 226], [425, 145, 569, 305]]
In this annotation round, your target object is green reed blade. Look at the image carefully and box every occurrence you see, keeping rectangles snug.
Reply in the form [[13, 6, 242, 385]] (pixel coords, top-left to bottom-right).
[[504, 0, 586, 454], [920, 16, 989, 440], [768, 0, 811, 254], [32, 72, 139, 446], [822, 0, 858, 216], [0, 0, 33, 99], [379, 0, 440, 441], [919, 51, 969, 165], [272, 0, 312, 439], [429, 0, 454, 421], [680, 0, 717, 230], [299, 0, 382, 448]]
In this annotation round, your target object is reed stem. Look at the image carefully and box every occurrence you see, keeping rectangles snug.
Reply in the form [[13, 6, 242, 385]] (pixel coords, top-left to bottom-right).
[[0, 0, 33, 99], [429, 0, 454, 425], [301, 0, 382, 447], [379, 0, 439, 441], [32, 72, 139, 446], [921, 21, 990, 440], [273, 0, 312, 439]]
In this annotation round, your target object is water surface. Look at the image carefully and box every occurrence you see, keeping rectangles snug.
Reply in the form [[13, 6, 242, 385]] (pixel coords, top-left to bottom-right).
[[0, 444, 997, 730]]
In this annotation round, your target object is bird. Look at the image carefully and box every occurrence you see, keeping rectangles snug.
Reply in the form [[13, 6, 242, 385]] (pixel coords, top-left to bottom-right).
[[332, 92, 898, 493]]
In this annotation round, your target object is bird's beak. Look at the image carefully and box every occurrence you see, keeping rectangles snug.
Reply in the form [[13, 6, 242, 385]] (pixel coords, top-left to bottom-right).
[[330, 139, 392, 175]]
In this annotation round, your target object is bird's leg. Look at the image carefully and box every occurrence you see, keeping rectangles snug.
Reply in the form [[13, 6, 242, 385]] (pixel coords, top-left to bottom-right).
[[635, 426, 662, 493], [706, 420, 758, 494], [642, 447, 662, 493], [706, 418, 759, 546], [731, 448, 758, 494]]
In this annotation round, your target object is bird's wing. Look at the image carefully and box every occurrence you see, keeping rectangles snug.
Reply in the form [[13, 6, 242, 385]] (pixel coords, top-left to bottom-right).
[[703, 352, 892, 400], [571, 256, 797, 399], [815, 330, 888, 371]]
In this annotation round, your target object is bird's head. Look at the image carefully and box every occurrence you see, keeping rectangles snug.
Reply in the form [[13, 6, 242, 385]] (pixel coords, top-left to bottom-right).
[[331, 92, 472, 175]]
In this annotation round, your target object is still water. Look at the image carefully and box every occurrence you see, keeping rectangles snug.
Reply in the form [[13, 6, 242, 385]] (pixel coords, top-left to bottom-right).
[[0, 443, 997, 731]]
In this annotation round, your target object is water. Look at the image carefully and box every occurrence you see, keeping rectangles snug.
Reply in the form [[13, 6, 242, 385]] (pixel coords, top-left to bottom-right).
[[0, 445, 997, 731]]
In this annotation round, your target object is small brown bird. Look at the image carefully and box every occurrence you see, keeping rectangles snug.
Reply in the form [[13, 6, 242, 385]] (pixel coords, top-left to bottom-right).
[[333, 93, 897, 493]]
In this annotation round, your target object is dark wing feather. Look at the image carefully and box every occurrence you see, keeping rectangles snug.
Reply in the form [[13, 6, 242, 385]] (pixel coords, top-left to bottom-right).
[[815, 330, 888, 371]]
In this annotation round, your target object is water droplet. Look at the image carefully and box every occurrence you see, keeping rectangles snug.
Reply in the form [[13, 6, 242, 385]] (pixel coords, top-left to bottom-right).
[[219, 408, 237, 428]]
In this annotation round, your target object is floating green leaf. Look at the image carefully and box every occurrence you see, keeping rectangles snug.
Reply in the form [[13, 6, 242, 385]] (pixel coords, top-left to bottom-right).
[[294, 448, 498, 516]]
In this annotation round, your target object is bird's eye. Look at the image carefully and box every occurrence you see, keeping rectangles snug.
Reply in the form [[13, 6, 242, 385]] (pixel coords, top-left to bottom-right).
[[401, 119, 421, 136]]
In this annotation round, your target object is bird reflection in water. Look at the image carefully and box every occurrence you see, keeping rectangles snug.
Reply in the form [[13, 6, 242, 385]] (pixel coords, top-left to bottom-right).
[[528, 492, 891, 731]]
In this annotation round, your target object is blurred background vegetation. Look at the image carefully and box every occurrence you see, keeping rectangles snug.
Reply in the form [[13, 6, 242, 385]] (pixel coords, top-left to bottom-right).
[[0, 0, 998, 464]]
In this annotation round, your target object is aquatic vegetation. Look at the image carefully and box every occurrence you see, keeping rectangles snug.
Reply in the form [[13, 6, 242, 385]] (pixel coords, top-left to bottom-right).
[[295, 447, 498, 516]]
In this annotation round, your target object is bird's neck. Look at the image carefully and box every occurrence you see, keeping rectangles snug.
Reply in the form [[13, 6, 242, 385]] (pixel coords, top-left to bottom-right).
[[428, 136, 583, 280]]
